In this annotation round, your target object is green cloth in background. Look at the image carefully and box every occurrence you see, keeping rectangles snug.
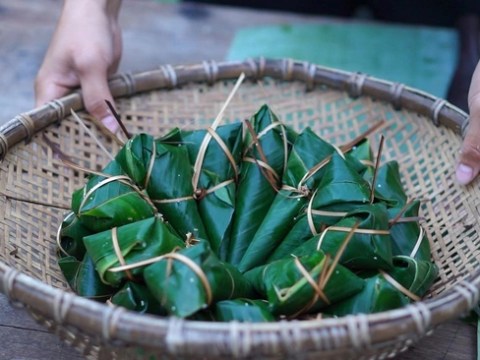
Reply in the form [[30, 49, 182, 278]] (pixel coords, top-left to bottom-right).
[[227, 22, 458, 97]]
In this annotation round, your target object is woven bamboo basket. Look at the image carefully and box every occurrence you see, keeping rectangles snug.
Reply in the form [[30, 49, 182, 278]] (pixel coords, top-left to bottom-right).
[[0, 58, 479, 360]]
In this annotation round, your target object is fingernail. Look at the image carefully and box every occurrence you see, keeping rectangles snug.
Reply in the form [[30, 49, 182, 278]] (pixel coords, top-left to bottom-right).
[[101, 115, 119, 134], [456, 163, 474, 185]]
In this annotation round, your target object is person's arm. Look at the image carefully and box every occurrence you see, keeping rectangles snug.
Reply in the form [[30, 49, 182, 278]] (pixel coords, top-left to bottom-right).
[[35, 0, 122, 133], [456, 60, 480, 184]]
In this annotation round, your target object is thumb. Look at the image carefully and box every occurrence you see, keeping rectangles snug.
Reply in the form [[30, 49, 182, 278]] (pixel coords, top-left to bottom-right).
[[456, 61, 480, 185], [79, 68, 119, 134], [456, 111, 480, 185]]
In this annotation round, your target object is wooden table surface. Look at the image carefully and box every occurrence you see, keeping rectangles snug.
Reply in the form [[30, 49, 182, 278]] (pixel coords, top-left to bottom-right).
[[0, 1, 476, 359]]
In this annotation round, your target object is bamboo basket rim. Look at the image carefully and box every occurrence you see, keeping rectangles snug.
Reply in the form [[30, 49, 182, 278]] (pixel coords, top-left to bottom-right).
[[0, 58, 477, 358]]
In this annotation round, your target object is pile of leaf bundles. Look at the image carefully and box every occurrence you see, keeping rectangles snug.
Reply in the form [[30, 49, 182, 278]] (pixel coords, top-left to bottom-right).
[[57, 103, 438, 322]]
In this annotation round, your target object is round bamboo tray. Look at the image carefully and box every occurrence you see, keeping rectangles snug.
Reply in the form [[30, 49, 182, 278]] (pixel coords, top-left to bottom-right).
[[0, 58, 478, 360]]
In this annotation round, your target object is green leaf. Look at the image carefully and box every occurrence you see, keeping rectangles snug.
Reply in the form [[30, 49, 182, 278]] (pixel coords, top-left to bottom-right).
[[110, 282, 167, 315], [181, 123, 244, 256], [213, 299, 275, 322], [293, 204, 393, 270], [57, 212, 92, 260], [143, 241, 254, 318], [370, 161, 408, 208], [117, 133, 208, 240], [311, 152, 371, 210], [83, 216, 185, 287], [237, 128, 336, 272], [58, 254, 116, 301], [324, 273, 409, 316], [388, 200, 432, 262], [347, 139, 373, 165], [71, 160, 156, 233], [268, 152, 372, 262], [325, 255, 438, 316], [389, 255, 438, 297], [227, 105, 296, 265], [245, 251, 364, 316]]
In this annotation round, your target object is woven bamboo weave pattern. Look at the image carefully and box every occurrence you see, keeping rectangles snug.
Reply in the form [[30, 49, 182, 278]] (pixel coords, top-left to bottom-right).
[[0, 59, 478, 359]]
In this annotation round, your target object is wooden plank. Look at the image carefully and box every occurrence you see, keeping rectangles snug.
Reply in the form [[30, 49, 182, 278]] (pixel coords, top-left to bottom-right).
[[398, 319, 476, 360], [0, 295, 83, 359]]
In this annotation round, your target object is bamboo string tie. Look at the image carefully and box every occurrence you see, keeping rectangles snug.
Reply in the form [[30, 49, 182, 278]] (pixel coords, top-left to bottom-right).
[[144, 140, 157, 189], [79, 175, 157, 215], [347, 72, 367, 99], [71, 110, 115, 161], [207, 126, 239, 181], [243, 119, 281, 191], [316, 225, 390, 251], [286, 121, 383, 199], [56, 212, 76, 257], [409, 226, 425, 258], [120, 72, 136, 96], [111, 227, 135, 281], [304, 61, 317, 91], [0, 132, 9, 160], [49, 99, 66, 124], [160, 64, 178, 88], [246, 57, 260, 80], [191, 72, 245, 195], [379, 270, 421, 302], [431, 98, 446, 127], [389, 82, 405, 110], [292, 222, 359, 317], [2, 192, 69, 210], [203, 60, 219, 85], [282, 58, 294, 81], [242, 121, 289, 179], [109, 251, 213, 306], [461, 116, 470, 139], [15, 113, 35, 143]]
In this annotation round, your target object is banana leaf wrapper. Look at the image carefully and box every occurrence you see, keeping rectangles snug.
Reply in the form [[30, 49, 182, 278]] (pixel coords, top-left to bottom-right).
[[83, 216, 185, 287], [292, 204, 393, 270], [116, 132, 207, 240], [237, 128, 336, 272], [58, 253, 116, 301], [143, 241, 254, 318], [187, 310, 216, 321], [244, 251, 364, 316], [227, 105, 296, 265], [267, 152, 372, 262], [213, 299, 276, 322], [348, 139, 374, 170], [58, 212, 92, 260], [370, 161, 408, 208], [324, 271, 408, 315], [325, 255, 438, 316], [389, 200, 432, 262], [110, 282, 166, 315], [391, 255, 438, 296], [71, 160, 156, 233], [180, 123, 243, 256]]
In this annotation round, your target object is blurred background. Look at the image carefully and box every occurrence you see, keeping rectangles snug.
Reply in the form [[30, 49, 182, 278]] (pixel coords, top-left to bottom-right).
[[0, 0, 478, 124]]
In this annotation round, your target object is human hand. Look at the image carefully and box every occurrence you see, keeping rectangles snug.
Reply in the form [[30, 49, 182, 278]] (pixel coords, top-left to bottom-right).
[[35, 0, 122, 133], [456, 60, 480, 185]]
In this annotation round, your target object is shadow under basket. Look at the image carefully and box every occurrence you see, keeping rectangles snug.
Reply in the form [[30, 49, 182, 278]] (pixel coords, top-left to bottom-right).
[[0, 58, 479, 360]]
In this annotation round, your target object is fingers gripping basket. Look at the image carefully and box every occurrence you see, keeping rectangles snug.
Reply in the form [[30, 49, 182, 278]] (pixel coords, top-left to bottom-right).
[[0, 58, 479, 359]]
